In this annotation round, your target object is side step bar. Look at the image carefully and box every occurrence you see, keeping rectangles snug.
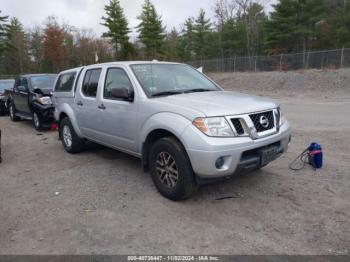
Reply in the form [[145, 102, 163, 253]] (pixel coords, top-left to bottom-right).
[[15, 113, 32, 120]]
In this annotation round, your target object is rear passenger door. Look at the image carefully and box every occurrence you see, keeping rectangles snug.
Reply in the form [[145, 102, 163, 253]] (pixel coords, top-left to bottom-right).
[[74, 68, 102, 139]]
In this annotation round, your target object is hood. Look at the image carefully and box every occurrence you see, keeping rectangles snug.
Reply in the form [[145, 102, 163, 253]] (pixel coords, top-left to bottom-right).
[[41, 89, 53, 96], [33, 88, 53, 96], [157, 91, 279, 117]]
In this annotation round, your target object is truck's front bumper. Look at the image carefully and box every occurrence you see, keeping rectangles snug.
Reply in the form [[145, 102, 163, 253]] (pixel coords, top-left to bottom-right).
[[31, 102, 55, 127], [182, 122, 291, 179]]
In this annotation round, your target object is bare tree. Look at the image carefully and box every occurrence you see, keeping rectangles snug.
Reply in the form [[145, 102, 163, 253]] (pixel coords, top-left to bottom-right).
[[213, 0, 238, 59], [213, 0, 237, 31], [234, 0, 267, 58]]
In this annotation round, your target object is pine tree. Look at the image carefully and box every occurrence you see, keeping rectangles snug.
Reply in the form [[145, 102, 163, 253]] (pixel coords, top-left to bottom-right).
[[183, 17, 195, 60], [165, 28, 180, 61], [137, 0, 165, 59], [193, 9, 211, 60], [322, 0, 350, 48], [0, 10, 9, 58], [2, 17, 30, 74], [101, 0, 130, 60], [264, 0, 326, 54]]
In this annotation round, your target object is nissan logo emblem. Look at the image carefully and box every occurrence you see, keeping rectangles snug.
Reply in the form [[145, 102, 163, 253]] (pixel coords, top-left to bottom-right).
[[259, 115, 269, 128]]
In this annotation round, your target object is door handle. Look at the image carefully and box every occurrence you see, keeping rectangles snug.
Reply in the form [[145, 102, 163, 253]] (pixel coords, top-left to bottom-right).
[[77, 101, 83, 106], [98, 104, 106, 110]]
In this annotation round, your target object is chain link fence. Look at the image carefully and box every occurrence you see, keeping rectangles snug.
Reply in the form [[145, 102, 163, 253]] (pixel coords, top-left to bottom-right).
[[188, 48, 350, 73], [0, 75, 17, 80], [1, 48, 350, 78]]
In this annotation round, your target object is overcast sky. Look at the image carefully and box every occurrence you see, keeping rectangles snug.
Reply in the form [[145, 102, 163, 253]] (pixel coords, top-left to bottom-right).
[[1, 0, 276, 39]]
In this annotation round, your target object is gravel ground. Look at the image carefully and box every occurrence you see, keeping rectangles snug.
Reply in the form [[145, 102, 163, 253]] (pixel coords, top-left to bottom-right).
[[0, 69, 350, 255], [209, 68, 350, 102]]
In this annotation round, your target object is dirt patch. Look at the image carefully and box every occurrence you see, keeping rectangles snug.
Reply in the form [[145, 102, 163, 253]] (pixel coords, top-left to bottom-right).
[[209, 69, 350, 102]]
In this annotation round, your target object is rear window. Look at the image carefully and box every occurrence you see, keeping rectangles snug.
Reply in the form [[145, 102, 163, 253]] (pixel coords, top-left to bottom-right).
[[55, 72, 76, 92]]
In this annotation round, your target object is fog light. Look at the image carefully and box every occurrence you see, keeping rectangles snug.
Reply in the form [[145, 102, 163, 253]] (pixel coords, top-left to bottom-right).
[[215, 157, 225, 169]]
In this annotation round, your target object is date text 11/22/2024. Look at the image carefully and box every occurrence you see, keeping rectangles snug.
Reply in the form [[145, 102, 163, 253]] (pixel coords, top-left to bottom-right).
[[127, 255, 220, 261]]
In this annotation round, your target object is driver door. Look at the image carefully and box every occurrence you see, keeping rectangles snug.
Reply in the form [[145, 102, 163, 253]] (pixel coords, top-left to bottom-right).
[[95, 67, 138, 153], [14, 77, 30, 114]]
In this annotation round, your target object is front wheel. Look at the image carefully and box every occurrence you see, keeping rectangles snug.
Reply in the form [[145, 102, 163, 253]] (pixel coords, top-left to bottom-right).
[[32, 112, 43, 131], [59, 117, 85, 153], [0, 105, 5, 116], [149, 137, 197, 201], [9, 102, 20, 122]]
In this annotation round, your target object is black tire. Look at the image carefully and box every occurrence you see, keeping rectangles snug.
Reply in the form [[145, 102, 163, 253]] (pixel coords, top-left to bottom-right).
[[32, 111, 43, 131], [9, 101, 20, 122], [0, 106, 5, 116], [59, 117, 85, 153], [149, 137, 197, 201]]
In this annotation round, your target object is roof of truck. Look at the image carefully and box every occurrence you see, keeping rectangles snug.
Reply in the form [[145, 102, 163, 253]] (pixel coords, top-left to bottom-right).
[[95, 61, 182, 66], [20, 73, 57, 78], [57, 61, 183, 75]]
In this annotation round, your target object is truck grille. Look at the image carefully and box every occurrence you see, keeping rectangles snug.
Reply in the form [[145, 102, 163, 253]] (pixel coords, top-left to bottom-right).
[[231, 118, 245, 135], [249, 111, 274, 132]]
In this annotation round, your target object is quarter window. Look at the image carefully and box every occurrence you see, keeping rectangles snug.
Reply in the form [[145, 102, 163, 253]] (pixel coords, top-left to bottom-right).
[[55, 72, 76, 92], [104, 68, 133, 100], [82, 69, 101, 97]]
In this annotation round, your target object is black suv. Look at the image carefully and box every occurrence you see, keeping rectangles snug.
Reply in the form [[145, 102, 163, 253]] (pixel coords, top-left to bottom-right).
[[0, 79, 15, 116], [8, 74, 57, 130]]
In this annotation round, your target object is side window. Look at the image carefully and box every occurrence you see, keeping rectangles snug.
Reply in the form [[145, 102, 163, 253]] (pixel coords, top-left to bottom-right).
[[104, 68, 133, 100], [17, 78, 28, 91], [55, 72, 76, 92], [14, 78, 20, 89], [82, 70, 92, 95], [82, 69, 101, 98], [21, 78, 28, 88]]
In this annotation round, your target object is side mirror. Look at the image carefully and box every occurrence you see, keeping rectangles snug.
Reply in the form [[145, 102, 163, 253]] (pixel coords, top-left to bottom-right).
[[111, 87, 134, 102]]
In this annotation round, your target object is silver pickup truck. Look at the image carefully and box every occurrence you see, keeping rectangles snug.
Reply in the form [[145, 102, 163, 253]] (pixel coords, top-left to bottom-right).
[[53, 62, 291, 200]]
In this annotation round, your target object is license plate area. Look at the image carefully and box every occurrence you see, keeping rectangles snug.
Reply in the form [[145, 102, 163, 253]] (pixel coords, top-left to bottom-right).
[[259, 146, 279, 166]]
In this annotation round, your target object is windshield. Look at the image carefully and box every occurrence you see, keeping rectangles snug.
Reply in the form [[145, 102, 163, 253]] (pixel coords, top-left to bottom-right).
[[30, 75, 57, 90], [130, 64, 220, 97], [0, 80, 14, 92]]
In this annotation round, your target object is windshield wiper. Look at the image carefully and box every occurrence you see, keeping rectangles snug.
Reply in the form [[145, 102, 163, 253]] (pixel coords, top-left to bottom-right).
[[151, 91, 183, 97], [184, 88, 215, 94]]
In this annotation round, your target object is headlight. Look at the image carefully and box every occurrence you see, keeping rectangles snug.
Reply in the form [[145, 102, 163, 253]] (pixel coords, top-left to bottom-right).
[[37, 96, 52, 105], [278, 108, 286, 126], [193, 117, 234, 137]]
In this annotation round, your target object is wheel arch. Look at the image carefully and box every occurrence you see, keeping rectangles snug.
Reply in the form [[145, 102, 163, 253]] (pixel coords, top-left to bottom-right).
[[139, 113, 193, 172], [142, 128, 189, 172], [57, 105, 83, 138]]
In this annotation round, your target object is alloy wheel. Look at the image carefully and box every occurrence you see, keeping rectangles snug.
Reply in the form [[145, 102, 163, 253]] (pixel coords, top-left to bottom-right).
[[62, 125, 73, 148], [156, 152, 179, 188], [33, 113, 40, 128], [9, 104, 14, 118]]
